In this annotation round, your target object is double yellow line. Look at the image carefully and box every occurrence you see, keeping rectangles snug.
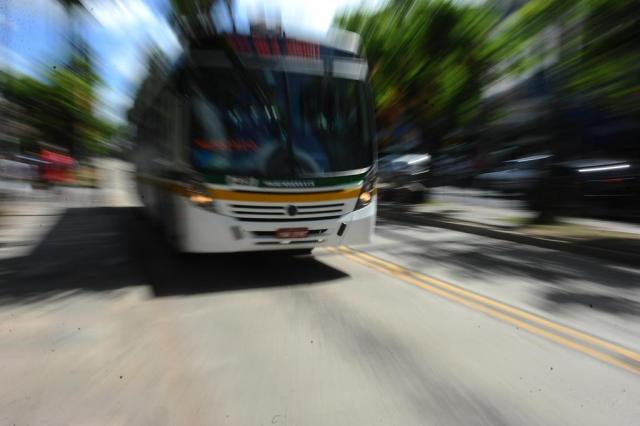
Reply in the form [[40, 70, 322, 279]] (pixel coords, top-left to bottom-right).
[[331, 246, 640, 375]]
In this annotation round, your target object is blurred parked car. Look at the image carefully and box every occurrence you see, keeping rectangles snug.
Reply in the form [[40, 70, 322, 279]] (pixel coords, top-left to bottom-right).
[[0, 156, 37, 182], [474, 153, 551, 193], [378, 150, 431, 203], [40, 148, 76, 185], [528, 158, 640, 218], [432, 155, 475, 186], [555, 158, 639, 214]]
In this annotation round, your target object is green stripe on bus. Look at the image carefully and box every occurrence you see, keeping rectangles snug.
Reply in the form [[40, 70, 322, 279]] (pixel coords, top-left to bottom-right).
[[201, 174, 366, 187]]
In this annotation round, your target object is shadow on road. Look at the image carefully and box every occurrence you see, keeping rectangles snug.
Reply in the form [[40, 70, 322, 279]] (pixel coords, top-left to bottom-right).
[[370, 222, 640, 317], [377, 210, 640, 285], [545, 291, 640, 317], [0, 207, 348, 306]]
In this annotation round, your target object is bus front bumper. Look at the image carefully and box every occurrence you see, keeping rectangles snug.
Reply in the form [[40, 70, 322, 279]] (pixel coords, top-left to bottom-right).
[[174, 197, 377, 253]]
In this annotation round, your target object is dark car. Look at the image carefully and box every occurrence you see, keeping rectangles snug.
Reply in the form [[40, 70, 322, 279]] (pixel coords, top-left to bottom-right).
[[474, 153, 551, 193], [431, 153, 475, 187], [529, 158, 640, 217], [377, 151, 431, 203]]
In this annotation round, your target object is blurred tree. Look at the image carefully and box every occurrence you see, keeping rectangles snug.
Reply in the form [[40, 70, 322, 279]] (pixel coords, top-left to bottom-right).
[[170, 0, 222, 39], [1, 66, 114, 158], [561, 0, 640, 117], [0, 71, 56, 153], [56, 0, 87, 61], [50, 53, 104, 157], [485, 0, 640, 222], [336, 0, 499, 150], [340, 0, 638, 222], [171, 0, 218, 16], [488, 0, 640, 117], [54, 0, 107, 158], [339, 0, 639, 144]]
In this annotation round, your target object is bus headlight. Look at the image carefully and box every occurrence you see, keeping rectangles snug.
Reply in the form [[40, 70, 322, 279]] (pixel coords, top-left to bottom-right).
[[358, 190, 372, 205], [188, 184, 215, 209], [355, 180, 375, 210], [189, 193, 214, 206]]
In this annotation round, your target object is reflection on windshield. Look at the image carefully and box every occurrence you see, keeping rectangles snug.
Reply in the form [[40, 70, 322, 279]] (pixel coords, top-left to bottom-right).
[[190, 69, 288, 177], [290, 75, 370, 174], [189, 68, 370, 177]]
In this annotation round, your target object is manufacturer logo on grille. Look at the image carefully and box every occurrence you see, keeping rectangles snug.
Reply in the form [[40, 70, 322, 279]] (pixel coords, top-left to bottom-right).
[[287, 205, 298, 216]]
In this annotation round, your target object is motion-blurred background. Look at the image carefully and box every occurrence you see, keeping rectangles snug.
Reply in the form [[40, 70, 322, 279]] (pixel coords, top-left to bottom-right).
[[1, 0, 639, 221], [2, 5, 640, 423]]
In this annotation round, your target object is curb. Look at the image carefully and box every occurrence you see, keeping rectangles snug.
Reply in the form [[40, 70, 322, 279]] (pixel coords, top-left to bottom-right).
[[378, 207, 640, 268]]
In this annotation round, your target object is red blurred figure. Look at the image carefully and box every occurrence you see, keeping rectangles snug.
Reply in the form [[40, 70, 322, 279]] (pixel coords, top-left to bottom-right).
[[40, 148, 76, 185]]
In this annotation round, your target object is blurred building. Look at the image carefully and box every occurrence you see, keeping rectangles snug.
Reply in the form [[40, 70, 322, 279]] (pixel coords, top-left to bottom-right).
[[480, 0, 639, 169], [0, 94, 37, 157]]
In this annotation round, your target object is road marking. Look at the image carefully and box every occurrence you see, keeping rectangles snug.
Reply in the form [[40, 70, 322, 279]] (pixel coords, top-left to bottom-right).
[[349, 248, 640, 363], [332, 246, 640, 375]]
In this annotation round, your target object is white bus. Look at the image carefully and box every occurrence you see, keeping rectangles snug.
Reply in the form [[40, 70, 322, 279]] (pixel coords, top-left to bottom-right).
[[130, 30, 376, 253]]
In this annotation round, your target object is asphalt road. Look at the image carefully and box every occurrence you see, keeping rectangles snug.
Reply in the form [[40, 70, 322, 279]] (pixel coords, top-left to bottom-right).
[[0, 190, 639, 424]]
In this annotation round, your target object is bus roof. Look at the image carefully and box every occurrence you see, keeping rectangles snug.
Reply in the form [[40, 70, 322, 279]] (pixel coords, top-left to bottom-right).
[[128, 29, 366, 123], [186, 29, 363, 59]]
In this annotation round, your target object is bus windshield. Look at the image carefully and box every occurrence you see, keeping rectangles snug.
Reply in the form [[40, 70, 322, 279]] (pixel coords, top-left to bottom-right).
[[189, 68, 371, 178]]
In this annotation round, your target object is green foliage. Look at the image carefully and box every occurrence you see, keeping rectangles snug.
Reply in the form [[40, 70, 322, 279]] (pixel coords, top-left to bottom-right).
[[563, 0, 640, 115], [336, 0, 499, 139], [1, 61, 115, 157], [488, 0, 640, 115], [338, 0, 640, 146], [33, 0, 114, 155]]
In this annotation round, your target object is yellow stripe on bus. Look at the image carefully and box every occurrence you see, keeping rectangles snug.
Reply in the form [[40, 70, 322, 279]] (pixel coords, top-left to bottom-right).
[[207, 188, 360, 202], [138, 175, 361, 203]]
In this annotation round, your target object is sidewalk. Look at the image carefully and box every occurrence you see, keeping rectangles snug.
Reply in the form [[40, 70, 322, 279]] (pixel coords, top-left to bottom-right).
[[378, 193, 640, 267], [0, 200, 61, 259], [0, 160, 140, 258]]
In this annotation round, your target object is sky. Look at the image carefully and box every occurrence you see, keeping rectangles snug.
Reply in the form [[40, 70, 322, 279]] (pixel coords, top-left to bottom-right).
[[0, 0, 381, 124]]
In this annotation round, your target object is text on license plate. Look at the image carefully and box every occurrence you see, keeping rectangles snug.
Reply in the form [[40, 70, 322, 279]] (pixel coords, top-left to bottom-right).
[[276, 228, 309, 238]]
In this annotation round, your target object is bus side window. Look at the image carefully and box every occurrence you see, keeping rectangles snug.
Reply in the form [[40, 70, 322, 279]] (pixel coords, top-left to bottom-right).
[[152, 90, 170, 160], [166, 91, 183, 163]]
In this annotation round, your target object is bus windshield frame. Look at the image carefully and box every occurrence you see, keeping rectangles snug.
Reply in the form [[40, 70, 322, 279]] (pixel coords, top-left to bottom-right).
[[186, 56, 373, 179]]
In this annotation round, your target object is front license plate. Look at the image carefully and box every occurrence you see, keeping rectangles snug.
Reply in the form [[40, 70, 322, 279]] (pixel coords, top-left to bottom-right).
[[276, 228, 309, 238]]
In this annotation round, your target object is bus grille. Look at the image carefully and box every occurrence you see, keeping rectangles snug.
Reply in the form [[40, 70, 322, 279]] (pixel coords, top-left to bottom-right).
[[254, 240, 325, 246], [251, 229, 327, 238], [228, 203, 346, 222]]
